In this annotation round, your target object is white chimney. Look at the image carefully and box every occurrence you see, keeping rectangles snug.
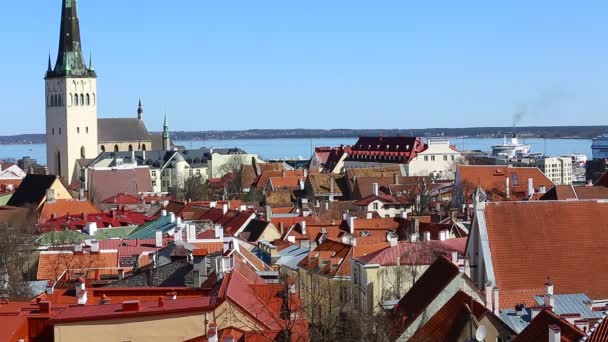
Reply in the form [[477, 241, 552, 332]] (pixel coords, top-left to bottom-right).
[[505, 176, 510, 199], [176, 217, 182, 225], [169, 212, 176, 223], [300, 221, 307, 235], [548, 325, 561, 342], [85, 222, 97, 236], [539, 185, 546, 194], [438, 230, 447, 241], [545, 277, 554, 296], [544, 293, 555, 310], [409, 233, 418, 242], [239, 204, 247, 212], [485, 283, 493, 310], [155, 229, 163, 248], [464, 258, 471, 278], [76, 278, 87, 305], [493, 287, 500, 316], [387, 232, 398, 247], [90, 240, 100, 253], [174, 227, 182, 241], [207, 323, 219, 342], [222, 203, 228, 215], [209, 201, 217, 208], [527, 178, 535, 197], [74, 242, 83, 253], [372, 183, 379, 196], [214, 224, 224, 239], [423, 231, 431, 241], [451, 251, 458, 264], [142, 149, 146, 160], [347, 215, 356, 234], [187, 224, 196, 242], [161, 209, 168, 217]]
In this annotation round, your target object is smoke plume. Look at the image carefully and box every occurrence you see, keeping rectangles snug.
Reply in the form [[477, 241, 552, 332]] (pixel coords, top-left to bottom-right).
[[512, 89, 569, 127]]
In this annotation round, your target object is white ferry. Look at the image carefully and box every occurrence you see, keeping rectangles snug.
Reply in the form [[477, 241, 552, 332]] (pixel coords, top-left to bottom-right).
[[491, 135, 531, 158]]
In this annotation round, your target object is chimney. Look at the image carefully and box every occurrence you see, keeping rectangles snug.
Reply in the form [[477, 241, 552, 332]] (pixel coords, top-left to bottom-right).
[[45, 282, 55, 295], [46, 189, 56, 204], [176, 216, 182, 225], [169, 212, 176, 223], [122, 300, 140, 312], [387, 232, 398, 247], [99, 294, 111, 305], [422, 231, 431, 241], [174, 226, 183, 241], [548, 325, 561, 342], [300, 221, 307, 235], [527, 178, 534, 197], [463, 258, 471, 278], [438, 230, 447, 241], [161, 209, 168, 217], [222, 203, 228, 215], [167, 291, 177, 300], [279, 222, 284, 236], [493, 287, 500, 316], [394, 174, 399, 185], [347, 215, 356, 234], [239, 204, 247, 212], [187, 224, 196, 242], [303, 169, 308, 178], [505, 176, 510, 199], [485, 282, 493, 310], [539, 185, 546, 194], [209, 201, 217, 208], [79, 188, 85, 201], [329, 176, 335, 196], [544, 293, 555, 310], [76, 278, 87, 305], [207, 322, 219, 342], [409, 233, 418, 242], [118, 269, 125, 280], [372, 183, 379, 196], [413, 218, 420, 234], [155, 229, 163, 247], [545, 277, 554, 295], [142, 149, 146, 160], [39, 301, 51, 314], [451, 251, 458, 264], [265, 205, 272, 221], [214, 224, 224, 239], [74, 242, 83, 253], [90, 240, 100, 253], [85, 222, 97, 236]]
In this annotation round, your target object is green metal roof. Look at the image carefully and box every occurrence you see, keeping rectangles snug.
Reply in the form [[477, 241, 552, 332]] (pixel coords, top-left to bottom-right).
[[127, 216, 175, 239], [94, 226, 137, 240], [34, 230, 88, 245]]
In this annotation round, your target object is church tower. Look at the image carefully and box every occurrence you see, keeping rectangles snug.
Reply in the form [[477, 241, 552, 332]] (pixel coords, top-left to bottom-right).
[[162, 115, 171, 151], [45, 0, 98, 183]]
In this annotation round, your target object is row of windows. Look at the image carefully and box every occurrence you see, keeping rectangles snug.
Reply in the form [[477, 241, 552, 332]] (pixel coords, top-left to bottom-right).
[[47, 93, 96, 108], [51, 126, 89, 135], [100, 144, 146, 153], [423, 154, 456, 161]]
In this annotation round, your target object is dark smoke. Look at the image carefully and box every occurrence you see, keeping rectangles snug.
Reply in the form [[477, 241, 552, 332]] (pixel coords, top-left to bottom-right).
[[512, 89, 569, 128]]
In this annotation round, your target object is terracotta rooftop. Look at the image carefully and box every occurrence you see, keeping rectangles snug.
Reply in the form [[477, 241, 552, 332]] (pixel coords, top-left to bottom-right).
[[513, 309, 585, 342], [540, 184, 608, 200], [37, 250, 119, 281], [100, 193, 141, 205], [357, 239, 467, 266], [483, 200, 608, 306]]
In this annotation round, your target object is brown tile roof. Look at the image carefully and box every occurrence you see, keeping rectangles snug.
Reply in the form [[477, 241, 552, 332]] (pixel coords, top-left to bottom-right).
[[240, 164, 257, 189], [269, 176, 302, 190], [88, 168, 153, 201], [573, 186, 608, 200], [457, 165, 554, 201], [357, 240, 465, 266], [409, 291, 490, 342], [484, 201, 608, 305], [298, 240, 353, 277], [391, 256, 461, 338], [265, 191, 295, 207], [255, 170, 304, 189], [307, 174, 346, 197], [540, 185, 608, 201], [39, 199, 98, 222], [513, 309, 585, 342], [352, 176, 428, 200]]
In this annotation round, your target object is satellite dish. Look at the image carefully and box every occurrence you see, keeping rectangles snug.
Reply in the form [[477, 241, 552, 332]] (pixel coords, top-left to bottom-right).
[[475, 325, 487, 341]]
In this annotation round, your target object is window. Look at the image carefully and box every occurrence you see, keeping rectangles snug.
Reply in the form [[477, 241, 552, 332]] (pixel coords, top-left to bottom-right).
[[77, 127, 80, 134], [114, 145, 119, 152], [511, 173, 519, 186], [74, 94, 79, 106], [353, 267, 359, 285], [196, 169, 201, 175], [431, 155, 435, 161], [86, 94, 90, 105], [372, 202, 379, 210], [56, 151, 62, 176], [52, 128, 55, 135], [59, 128, 62, 135], [86, 126, 89, 134], [443, 155, 448, 161], [141, 144, 146, 151], [80, 94, 84, 105], [339, 286, 348, 304], [451, 155, 455, 161], [101, 145, 105, 153], [151, 171, 157, 177], [128, 144, 133, 152], [69, 93, 73, 106]]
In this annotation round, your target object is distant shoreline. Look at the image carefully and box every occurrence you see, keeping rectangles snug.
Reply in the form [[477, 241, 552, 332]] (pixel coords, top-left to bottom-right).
[[0, 126, 605, 145]]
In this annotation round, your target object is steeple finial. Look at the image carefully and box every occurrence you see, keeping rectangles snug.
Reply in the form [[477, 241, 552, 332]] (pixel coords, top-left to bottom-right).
[[47, 51, 53, 74], [137, 98, 143, 120], [162, 114, 171, 151], [89, 51, 95, 71]]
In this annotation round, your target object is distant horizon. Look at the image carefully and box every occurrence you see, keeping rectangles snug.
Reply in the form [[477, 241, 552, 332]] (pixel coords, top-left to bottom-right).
[[1, 1, 607, 135]]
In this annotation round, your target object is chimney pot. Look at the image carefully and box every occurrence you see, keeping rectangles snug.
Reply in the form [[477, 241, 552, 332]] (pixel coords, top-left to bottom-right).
[[38, 301, 51, 314], [372, 183, 379, 197]]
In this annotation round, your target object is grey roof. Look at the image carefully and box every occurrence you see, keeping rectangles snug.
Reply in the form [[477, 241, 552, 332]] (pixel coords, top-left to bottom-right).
[[275, 245, 310, 270], [88, 149, 211, 169], [98, 118, 151, 143], [109, 260, 195, 287], [500, 293, 604, 333]]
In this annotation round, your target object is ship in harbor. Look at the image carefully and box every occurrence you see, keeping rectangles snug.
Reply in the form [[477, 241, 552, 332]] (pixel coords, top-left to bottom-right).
[[592, 135, 608, 160], [491, 134, 531, 158]]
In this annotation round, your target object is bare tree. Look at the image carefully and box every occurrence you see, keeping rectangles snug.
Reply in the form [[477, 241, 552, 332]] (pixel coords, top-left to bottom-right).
[[218, 155, 248, 199], [171, 175, 209, 201], [398, 177, 434, 215]]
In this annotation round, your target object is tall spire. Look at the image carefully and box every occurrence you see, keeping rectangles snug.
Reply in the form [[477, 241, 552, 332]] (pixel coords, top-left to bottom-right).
[[47, 52, 52, 73], [162, 114, 171, 151], [137, 98, 143, 120], [47, 0, 95, 78]]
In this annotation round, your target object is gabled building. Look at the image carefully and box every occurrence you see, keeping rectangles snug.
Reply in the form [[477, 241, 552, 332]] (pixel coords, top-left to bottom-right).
[[7, 174, 72, 211], [539, 184, 608, 200]]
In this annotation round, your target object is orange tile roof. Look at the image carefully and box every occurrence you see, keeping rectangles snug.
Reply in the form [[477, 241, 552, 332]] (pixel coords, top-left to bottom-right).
[[457, 165, 554, 201], [299, 240, 354, 277], [269, 176, 303, 190], [39, 199, 99, 222], [37, 251, 119, 281], [256, 170, 304, 189], [189, 242, 224, 254], [483, 200, 608, 305]]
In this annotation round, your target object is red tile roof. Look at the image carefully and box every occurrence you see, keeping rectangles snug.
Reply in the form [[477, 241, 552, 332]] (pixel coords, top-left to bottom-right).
[[457, 165, 554, 201], [357, 239, 467, 266], [37, 250, 119, 281], [587, 313, 608, 342], [483, 201, 608, 306], [347, 136, 427, 164], [269, 176, 303, 190], [409, 291, 491, 342], [513, 309, 585, 342], [88, 168, 153, 201], [540, 185, 608, 200], [196, 208, 254, 235], [100, 193, 141, 205], [255, 170, 304, 189], [38, 209, 155, 232], [299, 240, 354, 277], [353, 194, 397, 206]]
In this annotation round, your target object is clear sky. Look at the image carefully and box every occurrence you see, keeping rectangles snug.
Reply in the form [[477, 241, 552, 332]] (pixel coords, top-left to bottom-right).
[[1, 0, 607, 135]]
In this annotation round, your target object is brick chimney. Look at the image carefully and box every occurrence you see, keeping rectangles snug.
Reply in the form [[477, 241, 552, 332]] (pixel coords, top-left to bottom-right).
[[207, 322, 219, 342], [505, 176, 510, 199]]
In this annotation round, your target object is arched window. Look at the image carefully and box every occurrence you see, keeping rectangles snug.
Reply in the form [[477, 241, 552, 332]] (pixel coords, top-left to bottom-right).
[[142, 144, 147, 151], [80, 94, 84, 105], [80, 146, 86, 159], [128, 144, 133, 151], [74, 94, 79, 106], [101, 145, 106, 153], [58, 94, 62, 107], [47, 95, 51, 107], [77, 127, 80, 134], [86, 126, 89, 134], [86, 94, 90, 105], [114, 145, 119, 152], [52, 128, 55, 135]]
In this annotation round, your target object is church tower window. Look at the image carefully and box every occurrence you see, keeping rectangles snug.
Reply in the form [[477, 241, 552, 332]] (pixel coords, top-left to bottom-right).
[[114, 145, 119, 152], [77, 127, 80, 134], [80, 94, 84, 106], [128, 145, 133, 151], [75, 94, 79, 106], [101, 145, 105, 153], [86, 94, 90, 105]]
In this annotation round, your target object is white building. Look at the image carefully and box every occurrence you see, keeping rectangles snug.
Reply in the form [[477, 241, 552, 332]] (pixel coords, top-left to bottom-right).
[[405, 138, 463, 179], [498, 156, 573, 185]]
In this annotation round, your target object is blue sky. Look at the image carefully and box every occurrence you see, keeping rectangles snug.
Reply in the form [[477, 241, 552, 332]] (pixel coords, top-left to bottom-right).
[[0, 0, 607, 135]]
